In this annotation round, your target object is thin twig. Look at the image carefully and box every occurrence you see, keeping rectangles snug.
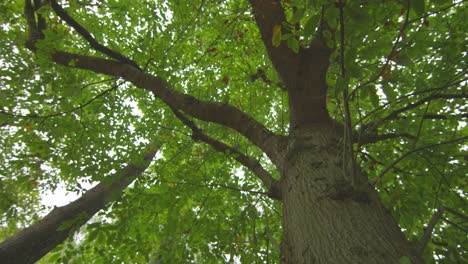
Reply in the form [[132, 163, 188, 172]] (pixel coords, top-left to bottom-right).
[[350, 0, 411, 97], [372, 136, 468, 185], [355, 76, 467, 126], [50, 0, 141, 70], [0, 81, 123, 119]]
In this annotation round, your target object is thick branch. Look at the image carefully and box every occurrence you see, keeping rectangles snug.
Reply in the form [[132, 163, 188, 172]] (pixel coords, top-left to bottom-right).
[[50, 0, 141, 70], [248, 0, 293, 61], [249, 0, 298, 82], [51, 51, 285, 165], [0, 145, 158, 264], [24, 0, 42, 50], [172, 108, 281, 200], [24, 2, 285, 166], [249, 2, 331, 126]]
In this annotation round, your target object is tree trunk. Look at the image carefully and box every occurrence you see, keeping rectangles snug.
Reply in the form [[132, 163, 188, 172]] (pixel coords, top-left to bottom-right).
[[279, 122, 419, 264]]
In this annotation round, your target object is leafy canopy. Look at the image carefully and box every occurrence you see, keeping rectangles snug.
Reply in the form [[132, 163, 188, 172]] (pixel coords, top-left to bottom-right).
[[0, 0, 466, 263]]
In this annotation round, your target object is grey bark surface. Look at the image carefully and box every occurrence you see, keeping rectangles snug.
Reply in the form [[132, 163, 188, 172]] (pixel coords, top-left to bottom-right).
[[278, 123, 418, 263]]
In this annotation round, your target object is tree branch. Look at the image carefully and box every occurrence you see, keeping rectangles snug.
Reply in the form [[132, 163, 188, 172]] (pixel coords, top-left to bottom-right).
[[422, 113, 468, 120], [355, 76, 468, 126], [0, 144, 159, 264], [415, 207, 445, 256], [0, 80, 121, 119], [350, 1, 410, 97], [374, 93, 468, 127], [171, 108, 281, 200], [248, 0, 299, 83], [358, 132, 415, 145], [24, 2, 286, 166], [372, 136, 468, 185], [50, 51, 285, 165], [415, 206, 468, 256], [50, 0, 141, 70], [159, 179, 270, 197]]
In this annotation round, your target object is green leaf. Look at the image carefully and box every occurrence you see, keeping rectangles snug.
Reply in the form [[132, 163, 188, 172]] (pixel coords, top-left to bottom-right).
[[272, 24, 282, 47], [399, 256, 412, 264], [382, 83, 397, 101], [367, 85, 380, 107], [37, 4, 53, 16], [411, 0, 425, 16], [287, 37, 300, 53], [336, 76, 349, 95], [292, 8, 306, 23], [304, 15, 319, 37], [325, 5, 339, 29]]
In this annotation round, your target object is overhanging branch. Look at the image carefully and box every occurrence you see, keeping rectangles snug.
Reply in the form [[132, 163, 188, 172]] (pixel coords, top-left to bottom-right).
[[50, 51, 285, 164], [24, 2, 286, 165], [0, 144, 159, 264]]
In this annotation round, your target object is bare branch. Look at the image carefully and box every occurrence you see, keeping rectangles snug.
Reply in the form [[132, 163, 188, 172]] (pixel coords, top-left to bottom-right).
[[159, 179, 270, 197], [355, 76, 468, 126], [422, 113, 468, 120], [171, 108, 281, 200], [444, 207, 468, 223], [0, 80, 121, 119], [416, 207, 445, 256]]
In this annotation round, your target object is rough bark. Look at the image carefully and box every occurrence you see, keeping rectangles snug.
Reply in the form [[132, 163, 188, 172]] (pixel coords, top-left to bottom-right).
[[248, 1, 420, 262], [0, 147, 157, 264], [279, 122, 419, 263]]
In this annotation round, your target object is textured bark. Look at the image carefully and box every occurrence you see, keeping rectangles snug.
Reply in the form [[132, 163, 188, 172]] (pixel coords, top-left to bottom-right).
[[278, 123, 419, 263]]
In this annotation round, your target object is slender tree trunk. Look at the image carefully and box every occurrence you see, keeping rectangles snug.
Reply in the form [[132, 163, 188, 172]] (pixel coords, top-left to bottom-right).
[[278, 123, 418, 263]]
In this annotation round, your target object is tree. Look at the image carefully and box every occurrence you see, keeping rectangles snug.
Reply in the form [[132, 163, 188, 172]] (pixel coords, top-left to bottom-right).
[[0, 0, 466, 263]]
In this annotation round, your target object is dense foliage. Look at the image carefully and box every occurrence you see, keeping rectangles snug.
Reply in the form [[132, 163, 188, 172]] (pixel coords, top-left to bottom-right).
[[0, 0, 466, 263]]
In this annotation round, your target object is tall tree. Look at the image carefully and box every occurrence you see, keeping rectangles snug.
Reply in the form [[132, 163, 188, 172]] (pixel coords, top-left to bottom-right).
[[0, 0, 466, 263]]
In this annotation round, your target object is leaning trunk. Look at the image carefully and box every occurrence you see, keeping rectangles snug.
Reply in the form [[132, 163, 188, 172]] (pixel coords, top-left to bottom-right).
[[279, 123, 418, 263]]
